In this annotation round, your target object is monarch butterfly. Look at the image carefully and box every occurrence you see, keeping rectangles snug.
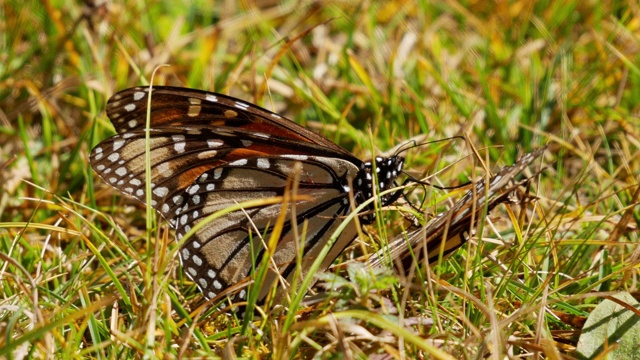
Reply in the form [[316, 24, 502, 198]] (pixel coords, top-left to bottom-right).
[[90, 85, 544, 304], [90, 86, 405, 302]]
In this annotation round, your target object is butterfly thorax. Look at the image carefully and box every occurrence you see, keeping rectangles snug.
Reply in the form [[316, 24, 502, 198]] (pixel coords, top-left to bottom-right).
[[354, 155, 404, 223]]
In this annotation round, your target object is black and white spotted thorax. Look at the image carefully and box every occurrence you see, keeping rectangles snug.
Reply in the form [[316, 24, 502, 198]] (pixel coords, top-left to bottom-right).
[[353, 155, 404, 223]]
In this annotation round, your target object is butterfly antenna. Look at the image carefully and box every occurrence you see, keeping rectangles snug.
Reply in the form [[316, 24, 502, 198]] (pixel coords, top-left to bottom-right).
[[393, 135, 467, 157]]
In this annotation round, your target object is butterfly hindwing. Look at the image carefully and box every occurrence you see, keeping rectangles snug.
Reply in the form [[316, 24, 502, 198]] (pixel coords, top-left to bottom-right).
[[175, 155, 360, 301]]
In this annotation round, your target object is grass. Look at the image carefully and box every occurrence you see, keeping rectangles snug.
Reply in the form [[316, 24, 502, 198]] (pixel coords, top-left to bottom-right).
[[1, 0, 639, 358]]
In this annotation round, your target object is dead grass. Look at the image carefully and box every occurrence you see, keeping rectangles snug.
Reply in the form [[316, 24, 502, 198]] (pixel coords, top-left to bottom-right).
[[1, 0, 639, 358]]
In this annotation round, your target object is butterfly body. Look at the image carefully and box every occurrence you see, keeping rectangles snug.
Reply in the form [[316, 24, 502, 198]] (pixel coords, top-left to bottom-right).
[[91, 86, 403, 301]]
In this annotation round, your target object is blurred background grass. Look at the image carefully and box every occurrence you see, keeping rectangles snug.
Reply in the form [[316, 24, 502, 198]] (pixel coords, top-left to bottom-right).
[[1, 0, 639, 358]]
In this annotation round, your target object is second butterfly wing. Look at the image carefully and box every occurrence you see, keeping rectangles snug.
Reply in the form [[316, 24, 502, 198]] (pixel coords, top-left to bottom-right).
[[367, 147, 546, 271]]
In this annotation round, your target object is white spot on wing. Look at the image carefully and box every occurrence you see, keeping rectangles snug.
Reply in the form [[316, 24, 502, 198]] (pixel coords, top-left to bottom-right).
[[113, 139, 125, 151], [124, 103, 136, 112], [197, 150, 218, 159], [252, 133, 270, 139], [207, 139, 223, 148], [281, 155, 309, 161], [229, 159, 247, 166], [234, 101, 249, 110], [188, 267, 197, 277], [257, 158, 270, 169], [205, 94, 218, 102], [172, 135, 186, 153], [153, 187, 168, 197]]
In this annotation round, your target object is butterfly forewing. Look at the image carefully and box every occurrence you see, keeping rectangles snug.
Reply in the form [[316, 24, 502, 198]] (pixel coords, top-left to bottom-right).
[[106, 87, 355, 159]]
